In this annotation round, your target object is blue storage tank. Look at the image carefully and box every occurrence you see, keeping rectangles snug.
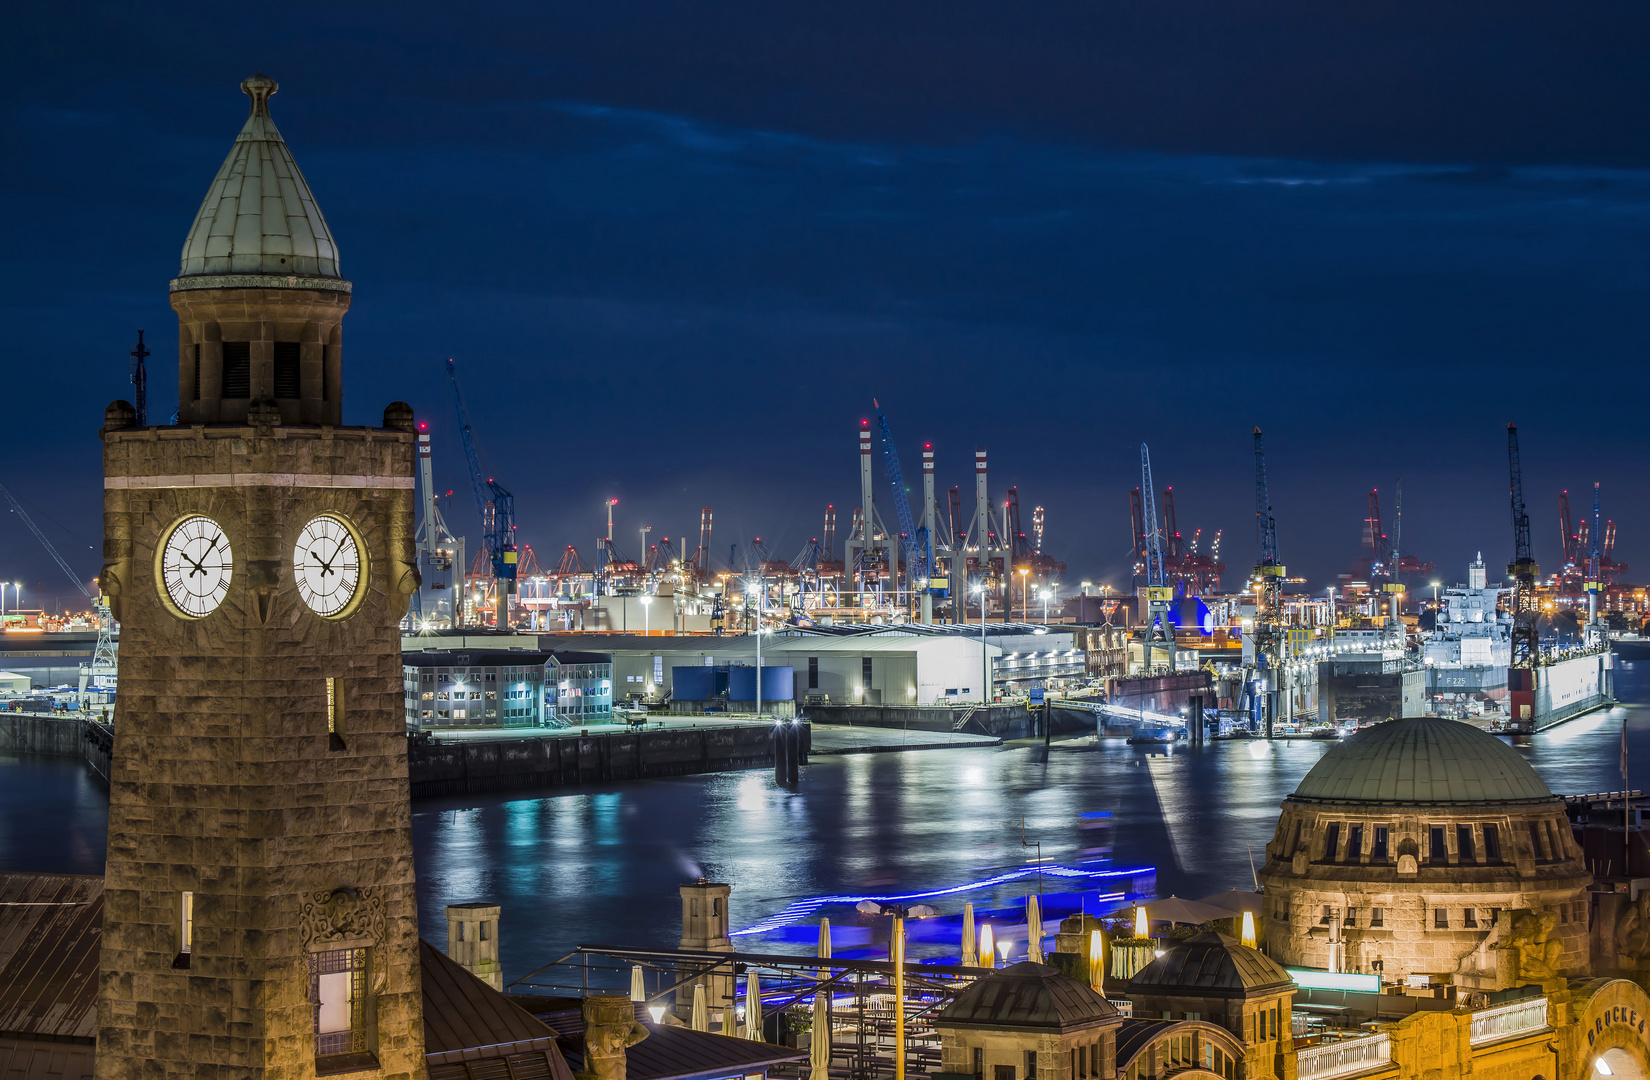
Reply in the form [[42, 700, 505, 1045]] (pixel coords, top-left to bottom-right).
[[672, 667, 718, 701], [728, 666, 794, 701]]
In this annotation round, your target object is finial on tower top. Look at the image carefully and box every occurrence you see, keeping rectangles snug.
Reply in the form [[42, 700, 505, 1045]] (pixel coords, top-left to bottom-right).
[[241, 74, 277, 117]]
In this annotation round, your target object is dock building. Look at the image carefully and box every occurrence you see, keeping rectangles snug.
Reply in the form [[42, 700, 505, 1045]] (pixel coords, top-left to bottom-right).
[[402, 649, 614, 730]]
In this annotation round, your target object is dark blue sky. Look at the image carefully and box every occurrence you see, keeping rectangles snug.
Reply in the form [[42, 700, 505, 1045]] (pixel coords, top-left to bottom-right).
[[3, 1, 1649, 609]]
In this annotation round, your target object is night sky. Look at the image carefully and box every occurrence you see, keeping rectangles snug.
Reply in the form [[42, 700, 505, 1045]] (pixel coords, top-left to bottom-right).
[[4, 1, 1649, 610]]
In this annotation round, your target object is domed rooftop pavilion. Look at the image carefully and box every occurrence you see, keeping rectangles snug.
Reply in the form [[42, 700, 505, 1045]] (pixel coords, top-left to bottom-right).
[[170, 75, 352, 427], [1256, 717, 1591, 989], [1291, 715, 1554, 805]]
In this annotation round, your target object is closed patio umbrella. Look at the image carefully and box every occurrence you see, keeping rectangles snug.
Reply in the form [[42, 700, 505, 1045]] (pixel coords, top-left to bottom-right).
[[692, 983, 709, 1032], [1026, 895, 1044, 964], [721, 1005, 736, 1038], [630, 965, 646, 1002], [810, 992, 830, 1080], [745, 970, 764, 1042], [961, 903, 977, 967]]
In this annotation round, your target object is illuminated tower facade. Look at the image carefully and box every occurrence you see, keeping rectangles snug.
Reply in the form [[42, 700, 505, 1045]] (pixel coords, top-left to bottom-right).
[[95, 75, 426, 1080]]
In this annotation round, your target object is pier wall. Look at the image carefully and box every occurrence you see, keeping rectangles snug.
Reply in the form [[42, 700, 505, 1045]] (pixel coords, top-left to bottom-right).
[[1532, 652, 1612, 732], [405, 722, 802, 798], [801, 702, 1057, 738], [0, 711, 88, 758]]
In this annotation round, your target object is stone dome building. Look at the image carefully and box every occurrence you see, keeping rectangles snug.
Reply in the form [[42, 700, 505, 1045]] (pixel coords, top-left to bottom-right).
[[1256, 717, 1591, 990]]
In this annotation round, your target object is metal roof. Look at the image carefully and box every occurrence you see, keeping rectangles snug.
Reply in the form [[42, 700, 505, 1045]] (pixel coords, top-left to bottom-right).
[[176, 75, 343, 282], [420, 940, 576, 1075], [1291, 716, 1555, 805], [937, 961, 1119, 1032], [566, 1023, 806, 1080], [0, 873, 102, 1041], [1126, 932, 1294, 997]]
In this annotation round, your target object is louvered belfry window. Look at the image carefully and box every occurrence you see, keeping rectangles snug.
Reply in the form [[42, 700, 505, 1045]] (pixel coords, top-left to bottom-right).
[[221, 342, 251, 399], [274, 342, 301, 398]]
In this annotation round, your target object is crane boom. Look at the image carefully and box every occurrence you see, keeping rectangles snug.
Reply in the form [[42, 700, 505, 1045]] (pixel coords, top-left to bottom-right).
[[1254, 428, 1279, 566], [874, 401, 932, 607], [1139, 443, 1171, 642], [1506, 423, 1539, 668], [0, 481, 93, 600], [445, 358, 517, 627]]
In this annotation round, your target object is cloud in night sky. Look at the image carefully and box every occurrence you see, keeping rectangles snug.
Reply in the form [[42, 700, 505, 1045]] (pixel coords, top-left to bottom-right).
[[2, 2, 1648, 605]]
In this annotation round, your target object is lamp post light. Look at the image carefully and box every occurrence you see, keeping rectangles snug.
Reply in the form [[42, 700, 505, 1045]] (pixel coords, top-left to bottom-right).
[[974, 582, 989, 704], [1041, 588, 1052, 626], [1430, 580, 1442, 615], [640, 594, 651, 638], [1018, 568, 1029, 622]]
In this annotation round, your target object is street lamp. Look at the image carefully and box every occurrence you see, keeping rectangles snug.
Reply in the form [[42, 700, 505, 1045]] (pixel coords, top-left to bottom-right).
[[974, 582, 989, 704], [1040, 588, 1052, 626], [1430, 580, 1442, 614], [1018, 568, 1029, 621], [640, 594, 651, 638]]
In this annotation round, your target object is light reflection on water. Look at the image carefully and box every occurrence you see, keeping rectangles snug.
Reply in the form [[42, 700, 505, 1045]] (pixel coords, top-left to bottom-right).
[[4, 661, 1647, 983]]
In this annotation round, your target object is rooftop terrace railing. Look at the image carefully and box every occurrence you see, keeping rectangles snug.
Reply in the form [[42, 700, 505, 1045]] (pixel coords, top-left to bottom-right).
[[1469, 997, 1549, 1045], [1296, 1033, 1391, 1080]]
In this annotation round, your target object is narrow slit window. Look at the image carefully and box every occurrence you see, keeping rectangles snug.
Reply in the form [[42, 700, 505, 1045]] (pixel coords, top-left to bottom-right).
[[1529, 822, 1545, 860], [180, 891, 194, 954], [1457, 825, 1475, 863], [1483, 824, 1501, 862], [1323, 822, 1340, 862], [192, 344, 201, 401], [1372, 826, 1389, 860], [326, 678, 345, 750], [1346, 825, 1363, 862], [1429, 826, 1448, 864]]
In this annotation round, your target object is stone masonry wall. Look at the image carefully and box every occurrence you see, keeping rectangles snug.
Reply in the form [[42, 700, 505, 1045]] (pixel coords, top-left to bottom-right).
[[95, 417, 425, 1080]]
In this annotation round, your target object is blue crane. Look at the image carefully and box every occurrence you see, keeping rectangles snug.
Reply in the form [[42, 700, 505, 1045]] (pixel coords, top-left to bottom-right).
[[873, 401, 932, 604], [1250, 427, 1286, 735], [445, 359, 517, 624], [1139, 443, 1171, 642]]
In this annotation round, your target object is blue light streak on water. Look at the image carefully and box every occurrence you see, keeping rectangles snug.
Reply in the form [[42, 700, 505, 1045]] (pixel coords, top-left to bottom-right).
[[730, 863, 1151, 936]]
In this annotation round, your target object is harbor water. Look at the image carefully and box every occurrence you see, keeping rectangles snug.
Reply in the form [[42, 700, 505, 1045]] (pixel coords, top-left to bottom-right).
[[4, 661, 1649, 984]]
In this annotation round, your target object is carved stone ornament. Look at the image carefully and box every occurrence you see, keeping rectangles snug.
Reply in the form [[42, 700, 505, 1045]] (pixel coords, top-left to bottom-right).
[[299, 886, 387, 950]]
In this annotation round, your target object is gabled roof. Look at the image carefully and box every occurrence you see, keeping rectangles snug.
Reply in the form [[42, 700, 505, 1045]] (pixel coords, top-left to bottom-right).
[[175, 74, 344, 284], [1127, 932, 1294, 996], [420, 939, 573, 1077], [937, 961, 1119, 1032], [560, 1023, 806, 1080]]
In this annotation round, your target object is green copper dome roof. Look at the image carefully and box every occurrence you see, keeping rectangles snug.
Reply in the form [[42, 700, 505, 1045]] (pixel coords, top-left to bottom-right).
[[175, 75, 342, 283], [1291, 717, 1555, 805]]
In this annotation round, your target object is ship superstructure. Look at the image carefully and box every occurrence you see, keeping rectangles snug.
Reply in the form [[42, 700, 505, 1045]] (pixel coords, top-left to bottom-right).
[[1423, 554, 1512, 703]]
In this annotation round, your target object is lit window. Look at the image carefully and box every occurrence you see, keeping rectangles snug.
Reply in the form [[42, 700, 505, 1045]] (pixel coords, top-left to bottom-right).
[[180, 891, 194, 954], [310, 947, 368, 1057]]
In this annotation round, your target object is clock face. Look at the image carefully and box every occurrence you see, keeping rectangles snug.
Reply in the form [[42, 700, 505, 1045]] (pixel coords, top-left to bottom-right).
[[158, 515, 234, 619], [294, 514, 365, 618]]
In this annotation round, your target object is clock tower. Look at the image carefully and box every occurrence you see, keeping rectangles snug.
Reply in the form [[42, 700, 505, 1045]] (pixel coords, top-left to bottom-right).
[[95, 75, 426, 1080]]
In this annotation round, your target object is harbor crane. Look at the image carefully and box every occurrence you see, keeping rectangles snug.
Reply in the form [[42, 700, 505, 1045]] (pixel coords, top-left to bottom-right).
[[1138, 443, 1173, 647], [1586, 482, 1604, 639], [446, 359, 517, 629], [874, 400, 936, 623], [0, 480, 116, 699], [1251, 428, 1285, 737], [1506, 423, 1540, 670]]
